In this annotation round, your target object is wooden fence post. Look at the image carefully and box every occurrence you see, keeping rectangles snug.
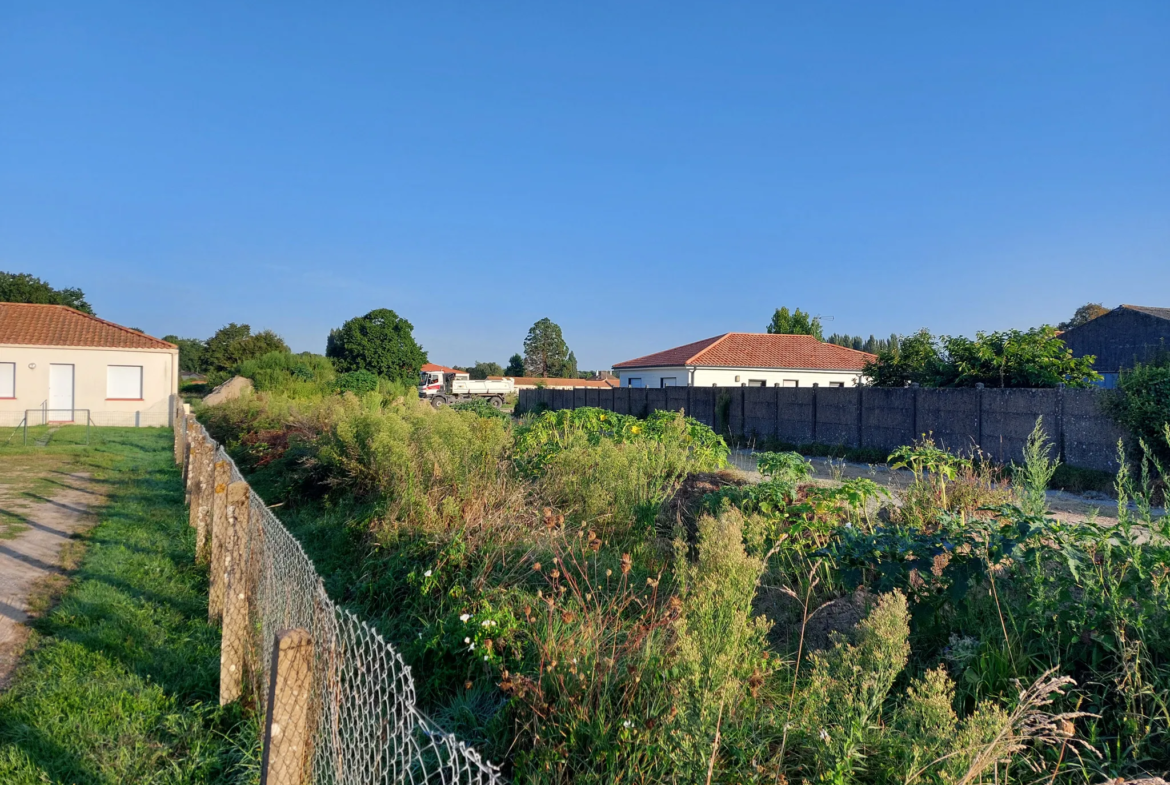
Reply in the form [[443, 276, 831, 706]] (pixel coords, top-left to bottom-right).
[[208, 459, 229, 622], [261, 629, 315, 785], [221, 480, 251, 705]]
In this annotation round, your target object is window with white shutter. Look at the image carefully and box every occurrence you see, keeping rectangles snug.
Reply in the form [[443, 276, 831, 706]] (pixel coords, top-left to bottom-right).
[[0, 363, 14, 398], [107, 365, 143, 399]]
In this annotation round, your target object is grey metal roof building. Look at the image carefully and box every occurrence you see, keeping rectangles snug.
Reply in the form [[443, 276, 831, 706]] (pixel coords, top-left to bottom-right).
[[1060, 304, 1170, 387]]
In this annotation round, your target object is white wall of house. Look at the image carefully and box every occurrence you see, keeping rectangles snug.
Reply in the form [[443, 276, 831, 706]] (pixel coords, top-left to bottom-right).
[[0, 344, 178, 426], [614, 366, 865, 388], [613, 366, 690, 388]]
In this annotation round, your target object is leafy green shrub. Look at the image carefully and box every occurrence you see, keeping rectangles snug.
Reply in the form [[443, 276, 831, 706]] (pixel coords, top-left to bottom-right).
[[1107, 359, 1170, 471], [450, 399, 511, 422], [334, 369, 380, 395], [237, 350, 335, 394], [513, 407, 728, 476], [315, 394, 512, 526], [755, 450, 813, 483]]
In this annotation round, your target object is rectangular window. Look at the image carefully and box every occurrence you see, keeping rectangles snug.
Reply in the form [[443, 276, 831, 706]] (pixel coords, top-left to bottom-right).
[[107, 365, 143, 399], [627, 377, 644, 388], [748, 379, 766, 387], [660, 377, 677, 388], [0, 362, 14, 398], [782, 380, 798, 387], [829, 381, 845, 388]]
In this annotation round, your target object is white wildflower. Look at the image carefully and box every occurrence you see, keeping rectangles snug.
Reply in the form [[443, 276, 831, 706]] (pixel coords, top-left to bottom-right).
[[424, 569, 433, 578], [460, 613, 471, 623]]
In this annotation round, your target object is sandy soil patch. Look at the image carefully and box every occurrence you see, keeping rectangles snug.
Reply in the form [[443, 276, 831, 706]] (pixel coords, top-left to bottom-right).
[[0, 465, 103, 686]]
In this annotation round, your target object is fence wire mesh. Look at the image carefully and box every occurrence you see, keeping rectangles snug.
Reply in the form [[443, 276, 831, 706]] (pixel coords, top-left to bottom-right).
[[192, 420, 503, 784]]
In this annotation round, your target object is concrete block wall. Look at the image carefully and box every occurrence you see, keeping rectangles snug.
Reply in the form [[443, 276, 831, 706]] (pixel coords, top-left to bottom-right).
[[1063, 389, 1128, 471], [777, 388, 816, 444], [980, 388, 1060, 466], [917, 388, 982, 455], [516, 384, 1125, 472], [816, 388, 861, 447], [861, 387, 915, 451]]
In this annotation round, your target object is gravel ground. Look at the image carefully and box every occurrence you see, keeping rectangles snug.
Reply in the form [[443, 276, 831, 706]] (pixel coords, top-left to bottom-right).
[[727, 449, 1165, 525]]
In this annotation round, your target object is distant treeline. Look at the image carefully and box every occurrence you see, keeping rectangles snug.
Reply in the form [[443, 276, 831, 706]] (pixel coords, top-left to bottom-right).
[[825, 333, 899, 354]]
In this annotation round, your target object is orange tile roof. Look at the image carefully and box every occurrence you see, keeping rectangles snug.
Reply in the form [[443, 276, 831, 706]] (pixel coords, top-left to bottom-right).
[[0, 303, 176, 350], [614, 333, 876, 371], [422, 363, 462, 374]]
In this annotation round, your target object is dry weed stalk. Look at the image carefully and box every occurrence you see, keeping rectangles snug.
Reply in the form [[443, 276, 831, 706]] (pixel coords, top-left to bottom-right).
[[954, 669, 1099, 785]]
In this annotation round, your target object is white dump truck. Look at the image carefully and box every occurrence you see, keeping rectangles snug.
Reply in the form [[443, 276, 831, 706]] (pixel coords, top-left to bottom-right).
[[418, 368, 514, 408]]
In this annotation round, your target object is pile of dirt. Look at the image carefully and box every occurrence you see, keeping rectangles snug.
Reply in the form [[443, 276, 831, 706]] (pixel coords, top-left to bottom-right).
[[657, 470, 749, 539], [755, 586, 875, 654]]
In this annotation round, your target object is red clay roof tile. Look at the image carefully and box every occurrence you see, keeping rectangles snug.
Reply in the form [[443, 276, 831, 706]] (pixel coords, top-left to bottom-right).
[[0, 303, 176, 350], [613, 333, 875, 371]]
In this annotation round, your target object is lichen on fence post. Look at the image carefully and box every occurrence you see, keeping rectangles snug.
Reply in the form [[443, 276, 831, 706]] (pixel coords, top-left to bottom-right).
[[195, 441, 214, 562], [186, 431, 203, 527], [182, 417, 196, 490], [261, 628, 315, 785], [221, 480, 251, 705], [208, 459, 230, 622]]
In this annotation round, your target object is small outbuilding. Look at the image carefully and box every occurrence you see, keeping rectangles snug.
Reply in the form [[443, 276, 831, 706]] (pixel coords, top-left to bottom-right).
[[0, 303, 179, 427], [612, 333, 875, 388], [1060, 304, 1170, 388]]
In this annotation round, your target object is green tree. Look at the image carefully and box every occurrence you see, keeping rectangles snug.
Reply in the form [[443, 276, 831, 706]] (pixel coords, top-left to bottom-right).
[[326, 308, 427, 384], [468, 360, 504, 380], [505, 353, 525, 376], [863, 329, 948, 387], [944, 327, 1099, 388], [1058, 302, 1110, 331], [766, 307, 823, 340], [565, 350, 579, 379], [864, 327, 1100, 388], [827, 333, 899, 354], [203, 324, 290, 377], [161, 335, 207, 374], [523, 317, 570, 377], [0, 271, 94, 314]]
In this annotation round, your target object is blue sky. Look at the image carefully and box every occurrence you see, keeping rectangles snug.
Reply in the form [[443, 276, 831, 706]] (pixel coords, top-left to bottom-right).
[[1, 2, 1167, 370]]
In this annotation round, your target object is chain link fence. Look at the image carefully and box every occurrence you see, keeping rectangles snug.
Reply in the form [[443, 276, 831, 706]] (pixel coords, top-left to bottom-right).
[[178, 409, 504, 784]]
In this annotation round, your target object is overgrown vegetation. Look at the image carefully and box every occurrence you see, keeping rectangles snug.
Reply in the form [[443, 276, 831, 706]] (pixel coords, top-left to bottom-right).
[[864, 327, 1101, 388], [1107, 356, 1170, 476], [0, 428, 255, 783], [199, 373, 1170, 783]]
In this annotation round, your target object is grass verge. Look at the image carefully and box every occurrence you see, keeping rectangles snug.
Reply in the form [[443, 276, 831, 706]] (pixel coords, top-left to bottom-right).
[[0, 427, 258, 784]]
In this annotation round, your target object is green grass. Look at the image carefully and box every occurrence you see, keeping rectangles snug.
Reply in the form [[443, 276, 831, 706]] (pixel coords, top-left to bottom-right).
[[0, 427, 258, 784]]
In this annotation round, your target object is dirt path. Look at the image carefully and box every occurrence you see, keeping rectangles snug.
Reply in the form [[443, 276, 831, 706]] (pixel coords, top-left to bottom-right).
[[0, 468, 102, 686], [727, 450, 1165, 525]]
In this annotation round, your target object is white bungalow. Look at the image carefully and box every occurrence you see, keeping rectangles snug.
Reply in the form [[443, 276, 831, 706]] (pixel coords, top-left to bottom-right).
[[612, 333, 875, 389]]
